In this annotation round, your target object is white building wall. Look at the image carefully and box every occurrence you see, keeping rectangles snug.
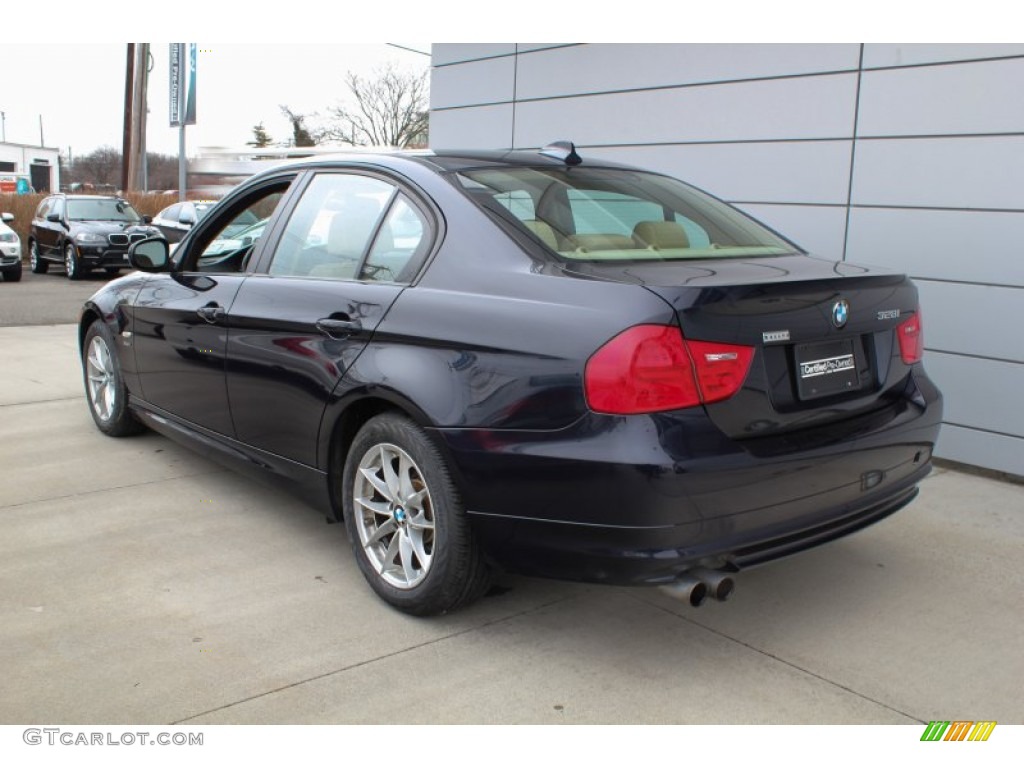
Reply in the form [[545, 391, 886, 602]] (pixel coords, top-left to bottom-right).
[[430, 43, 1024, 476], [0, 142, 60, 192]]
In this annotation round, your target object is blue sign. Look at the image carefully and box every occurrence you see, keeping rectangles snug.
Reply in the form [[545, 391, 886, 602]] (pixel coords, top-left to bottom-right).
[[16, 178, 30, 195]]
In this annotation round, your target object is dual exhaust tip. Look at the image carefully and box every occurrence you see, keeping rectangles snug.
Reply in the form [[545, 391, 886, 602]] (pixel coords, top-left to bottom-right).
[[659, 568, 735, 607]]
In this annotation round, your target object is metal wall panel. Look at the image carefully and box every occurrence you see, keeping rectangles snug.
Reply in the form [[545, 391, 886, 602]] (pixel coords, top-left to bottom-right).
[[916, 281, 1023, 363], [845, 208, 1024, 288], [925, 352, 1024, 438], [858, 58, 1024, 137], [862, 43, 1024, 69], [432, 44, 515, 66], [514, 43, 860, 100], [428, 104, 514, 148], [935, 425, 1024, 477], [431, 56, 516, 110], [851, 137, 1024, 210], [587, 141, 853, 205], [513, 73, 859, 147]]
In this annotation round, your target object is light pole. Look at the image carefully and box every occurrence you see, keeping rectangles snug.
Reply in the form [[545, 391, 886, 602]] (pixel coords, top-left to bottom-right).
[[1, 111, 6, 143]]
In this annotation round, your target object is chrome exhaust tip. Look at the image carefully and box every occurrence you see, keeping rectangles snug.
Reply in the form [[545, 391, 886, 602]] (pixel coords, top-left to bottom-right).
[[658, 576, 708, 607]]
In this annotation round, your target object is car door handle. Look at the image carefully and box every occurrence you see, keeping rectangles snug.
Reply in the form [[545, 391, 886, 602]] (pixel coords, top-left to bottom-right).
[[196, 303, 225, 323], [316, 316, 362, 338]]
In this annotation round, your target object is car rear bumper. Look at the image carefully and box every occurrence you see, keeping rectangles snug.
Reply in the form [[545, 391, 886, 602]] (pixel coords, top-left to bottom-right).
[[436, 371, 942, 585]]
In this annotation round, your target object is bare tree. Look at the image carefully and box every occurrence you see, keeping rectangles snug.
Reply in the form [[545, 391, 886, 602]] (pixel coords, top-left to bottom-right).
[[70, 146, 123, 187], [320, 65, 429, 148], [280, 106, 317, 147]]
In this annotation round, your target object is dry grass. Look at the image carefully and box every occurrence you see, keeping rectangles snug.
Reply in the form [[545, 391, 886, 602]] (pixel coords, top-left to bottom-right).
[[1, 193, 180, 259]]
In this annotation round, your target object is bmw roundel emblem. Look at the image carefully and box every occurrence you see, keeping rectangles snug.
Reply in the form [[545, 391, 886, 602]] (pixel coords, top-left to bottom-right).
[[832, 299, 850, 329]]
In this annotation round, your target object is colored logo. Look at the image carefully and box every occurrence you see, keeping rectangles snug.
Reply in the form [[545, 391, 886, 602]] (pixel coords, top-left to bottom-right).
[[832, 299, 850, 329], [920, 721, 996, 742]]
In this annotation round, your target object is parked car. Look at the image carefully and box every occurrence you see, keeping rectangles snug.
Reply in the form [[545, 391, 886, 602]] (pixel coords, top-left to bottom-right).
[[78, 144, 942, 616], [0, 212, 22, 282], [152, 200, 259, 244], [29, 194, 160, 280], [200, 216, 269, 258], [151, 200, 216, 243]]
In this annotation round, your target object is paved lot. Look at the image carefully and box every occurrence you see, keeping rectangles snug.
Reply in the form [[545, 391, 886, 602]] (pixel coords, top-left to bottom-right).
[[1, 324, 1022, 725], [0, 269, 118, 327]]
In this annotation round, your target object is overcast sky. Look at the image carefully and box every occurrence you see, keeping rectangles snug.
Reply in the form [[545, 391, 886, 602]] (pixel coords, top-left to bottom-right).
[[1, 43, 431, 159]]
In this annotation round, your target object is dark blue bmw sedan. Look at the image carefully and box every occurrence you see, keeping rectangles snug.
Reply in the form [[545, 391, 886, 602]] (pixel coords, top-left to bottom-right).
[[79, 143, 942, 615]]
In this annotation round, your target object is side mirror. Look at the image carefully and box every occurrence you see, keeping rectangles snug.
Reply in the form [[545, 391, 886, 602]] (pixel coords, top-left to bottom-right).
[[1, 212, 13, 224], [129, 237, 171, 272], [46, 212, 62, 223]]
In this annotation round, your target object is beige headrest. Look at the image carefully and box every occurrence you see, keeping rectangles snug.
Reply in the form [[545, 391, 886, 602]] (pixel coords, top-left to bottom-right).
[[633, 221, 690, 249]]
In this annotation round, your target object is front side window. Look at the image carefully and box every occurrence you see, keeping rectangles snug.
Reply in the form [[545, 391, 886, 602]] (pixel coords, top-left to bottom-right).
[[455, 167, 797, 261], [180, 182, 291, 273], [66, 198, 140, 223]]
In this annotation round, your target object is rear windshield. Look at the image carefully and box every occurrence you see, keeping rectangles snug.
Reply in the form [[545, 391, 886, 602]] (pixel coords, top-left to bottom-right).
[[454, 166, 798, 261], [66, 198, 141, 223]]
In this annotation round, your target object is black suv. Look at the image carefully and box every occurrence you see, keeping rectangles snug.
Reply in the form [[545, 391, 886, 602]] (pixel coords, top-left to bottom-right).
[[29, 194, 160, 279]]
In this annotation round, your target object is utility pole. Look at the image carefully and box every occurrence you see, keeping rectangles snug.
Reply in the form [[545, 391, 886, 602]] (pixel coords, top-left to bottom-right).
[[1, 112, 5, 142], [129, 44, 150, 191], [122, 44, 135, 192]]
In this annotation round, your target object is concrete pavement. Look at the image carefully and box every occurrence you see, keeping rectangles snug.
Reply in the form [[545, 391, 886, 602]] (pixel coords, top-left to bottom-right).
[[1, 324, 1021, 724]]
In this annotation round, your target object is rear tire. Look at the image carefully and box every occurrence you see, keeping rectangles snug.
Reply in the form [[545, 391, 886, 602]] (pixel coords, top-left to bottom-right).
[[342, 413, 490, 616], [82, 321, 145, 437]]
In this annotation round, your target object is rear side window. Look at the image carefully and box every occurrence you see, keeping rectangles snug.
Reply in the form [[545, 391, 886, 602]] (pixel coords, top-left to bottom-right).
[[360, 195, 429, 283], [269, 173, 430, 283], [455, 167, 796, 261]]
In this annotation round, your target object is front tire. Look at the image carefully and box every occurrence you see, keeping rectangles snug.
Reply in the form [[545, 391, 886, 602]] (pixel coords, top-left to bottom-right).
[[30, 241, 48, 273], [83, 321, 144, 437], [1, 263, 21, 282], [65, 242, 83, 280], [342, 413, 490, 616]]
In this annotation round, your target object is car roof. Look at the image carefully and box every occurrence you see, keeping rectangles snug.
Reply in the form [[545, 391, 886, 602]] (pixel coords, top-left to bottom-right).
[[262, 147, 639, 177]]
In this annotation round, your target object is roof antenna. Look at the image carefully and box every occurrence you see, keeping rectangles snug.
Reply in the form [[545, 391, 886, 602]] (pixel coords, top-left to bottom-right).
[[540, 140, 582, 166]]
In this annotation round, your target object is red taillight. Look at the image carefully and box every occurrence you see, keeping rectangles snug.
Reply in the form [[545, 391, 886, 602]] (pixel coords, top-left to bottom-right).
[[686, 339, 756, 404], [896, 312, 924, 364], [584, 325, 753, 414]]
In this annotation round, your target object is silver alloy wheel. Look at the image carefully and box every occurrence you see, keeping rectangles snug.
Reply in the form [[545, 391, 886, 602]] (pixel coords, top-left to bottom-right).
[[65, 244, 76, 277], [30, 242, 39, 270], [353, 442, 435, 589], [86, 335, 116, 422]]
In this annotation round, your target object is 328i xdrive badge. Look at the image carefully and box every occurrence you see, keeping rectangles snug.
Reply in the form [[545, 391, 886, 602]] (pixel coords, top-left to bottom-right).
[[77, 142, 942, 615]]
